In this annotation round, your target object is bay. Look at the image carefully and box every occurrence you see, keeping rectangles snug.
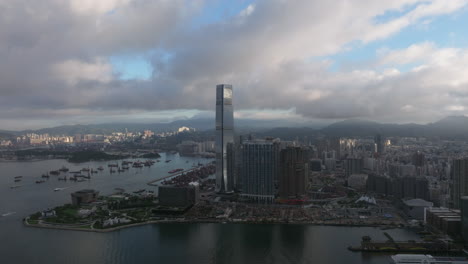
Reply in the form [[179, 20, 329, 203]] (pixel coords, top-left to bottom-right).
[[0, 153, 418, 264]]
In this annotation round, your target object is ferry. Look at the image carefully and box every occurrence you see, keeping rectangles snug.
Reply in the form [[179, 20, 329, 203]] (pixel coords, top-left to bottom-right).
[[391, 254, 468, 264]]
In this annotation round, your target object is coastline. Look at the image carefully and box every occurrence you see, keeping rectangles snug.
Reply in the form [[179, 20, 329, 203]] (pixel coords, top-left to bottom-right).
[[24, 218, 405, 233]]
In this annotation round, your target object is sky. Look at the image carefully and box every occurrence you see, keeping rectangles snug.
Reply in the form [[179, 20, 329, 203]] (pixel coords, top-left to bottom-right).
[[1, 0, 468, 130]]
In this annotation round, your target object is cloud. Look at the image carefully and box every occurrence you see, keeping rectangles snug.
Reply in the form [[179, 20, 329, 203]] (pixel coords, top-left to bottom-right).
[[0, 0, 468, 129]]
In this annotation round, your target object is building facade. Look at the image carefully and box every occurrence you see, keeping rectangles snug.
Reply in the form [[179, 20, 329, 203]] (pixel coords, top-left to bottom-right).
[[241, 140, 279, 203], [451, 158, 468, 209], [279, 147, 309, 198], [215, 84, 234, 193]]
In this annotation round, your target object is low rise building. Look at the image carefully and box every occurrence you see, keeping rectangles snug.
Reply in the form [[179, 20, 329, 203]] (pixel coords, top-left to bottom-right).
[[71, 189, 99, 206]]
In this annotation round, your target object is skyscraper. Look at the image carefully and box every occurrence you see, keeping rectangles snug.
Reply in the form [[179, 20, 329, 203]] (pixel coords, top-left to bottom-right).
[[451, 158, 468, 209], [240, 140, 280, 203], [215, 84, 234, 193], [279, 147, 309, 198]]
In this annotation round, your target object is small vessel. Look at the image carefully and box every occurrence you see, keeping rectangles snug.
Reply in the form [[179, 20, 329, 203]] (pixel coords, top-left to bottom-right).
[[1, 212, 16, 217], [97, 166, 104, 171], [110, 169, 116, 173], [14, 179, 21, 182], [10, 185, 22, 189], [168, 168, 184, 174], [36, 180, 45, 184], [14, 176, 22, 179], [165, 160, 171, 163], [108, 163, 118, 167], [69, 170, 81, 174], [58, 176, 67, 181], [133, 189, 145, 194], [90, 169, 98, 174], [81, 167, 90, 172], [41, 173, 50, 178], [49, 170, 60, 175], [58, 166, 69, 172], [54, 187, 68, 192]]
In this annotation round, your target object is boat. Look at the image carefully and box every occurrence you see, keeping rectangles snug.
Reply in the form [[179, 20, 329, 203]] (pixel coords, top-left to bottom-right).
[[110, 169, 116, 173], [90, 169, 98, 174], [58, 166, 69, 172], [58, 176, 67, 181], [81, 167, 90, 172], [133, 189, 145, 194], [36, 180, 45, 184], [168, 168, 184, 174], [54, 187, 69, 192], [1, 212, 16, 217], [97, 166, 104, 171], [69, 170, 81, 174], [165, 160, 171, 163], [10, 185, 22, 189], [118, 168, 125, 172], [49, 170, 60, 175], [14, 179, 21, 182], [391, 254, 468, 264], [14, 176, 22, 179], [41, 173, 50, 178], [108, 163, 118, 167]]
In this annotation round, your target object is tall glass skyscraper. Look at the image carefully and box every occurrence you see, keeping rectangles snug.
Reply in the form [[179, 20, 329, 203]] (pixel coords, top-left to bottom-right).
[[215, 84, 234, 193]]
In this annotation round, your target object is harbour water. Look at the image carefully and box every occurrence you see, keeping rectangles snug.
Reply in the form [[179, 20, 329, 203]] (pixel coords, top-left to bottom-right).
[[0, 153, 420, 264]]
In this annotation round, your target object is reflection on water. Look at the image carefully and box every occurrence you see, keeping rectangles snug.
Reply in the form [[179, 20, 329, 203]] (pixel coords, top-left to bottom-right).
[[0, 156, 419, 264]]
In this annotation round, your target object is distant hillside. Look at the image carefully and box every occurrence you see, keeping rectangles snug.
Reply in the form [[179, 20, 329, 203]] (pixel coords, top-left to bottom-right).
[[320, 116, 468, 138], [0, 131, 16, 140]]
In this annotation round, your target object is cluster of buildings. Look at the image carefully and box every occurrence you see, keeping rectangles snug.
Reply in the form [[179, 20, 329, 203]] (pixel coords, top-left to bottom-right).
[[2, 126, 198, 148], [215, 84, 312, 203]]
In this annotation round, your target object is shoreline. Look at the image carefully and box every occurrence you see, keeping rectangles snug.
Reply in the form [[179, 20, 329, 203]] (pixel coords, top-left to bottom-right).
[[24, 218, 405, 233]]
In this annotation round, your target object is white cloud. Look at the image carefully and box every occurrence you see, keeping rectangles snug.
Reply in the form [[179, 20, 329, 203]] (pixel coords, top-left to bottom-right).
[[1, 0, 468, 129], [52, 58, 114, 85]]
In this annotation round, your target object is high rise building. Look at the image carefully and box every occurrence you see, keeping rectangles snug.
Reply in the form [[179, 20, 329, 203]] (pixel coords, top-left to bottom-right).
[[215, 84, 234, 193], [279, 147, 309, 198], [240, 140, 279, 203], [451, 158, 468, 209], [374, 134, 385, 154], [345, 158, 363, 177], [461, 196, 468, 241]]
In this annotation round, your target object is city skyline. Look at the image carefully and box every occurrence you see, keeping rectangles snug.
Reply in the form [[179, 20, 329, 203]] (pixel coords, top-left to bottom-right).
[[1, 1, 468, 130]]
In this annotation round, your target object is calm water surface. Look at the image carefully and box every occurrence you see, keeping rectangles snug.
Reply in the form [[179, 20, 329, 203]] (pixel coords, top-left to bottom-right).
[[0, 153, 418, 264]]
